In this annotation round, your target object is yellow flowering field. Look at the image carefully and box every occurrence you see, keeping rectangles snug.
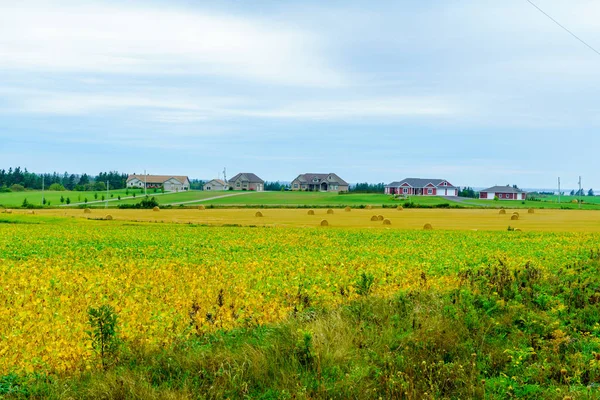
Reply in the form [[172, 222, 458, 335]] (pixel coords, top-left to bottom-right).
[[0, 215, 598, 375]]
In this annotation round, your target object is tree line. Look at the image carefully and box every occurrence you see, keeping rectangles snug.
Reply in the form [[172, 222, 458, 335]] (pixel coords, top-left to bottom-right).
[[0, 167, 128, 192]]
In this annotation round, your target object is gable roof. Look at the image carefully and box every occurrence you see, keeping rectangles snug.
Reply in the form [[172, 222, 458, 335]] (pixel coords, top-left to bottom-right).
[[228, 173, 264, 184], [481, 185, 525, 194], [293, 173, 348, 186], [127, 174, 189, 184], [206, 179, 227, 186], [385, 178, 455, 188]]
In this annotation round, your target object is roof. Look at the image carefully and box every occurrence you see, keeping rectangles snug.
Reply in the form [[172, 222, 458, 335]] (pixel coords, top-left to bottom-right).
[[294, 173, 349, 186], [127, 174, 189, 184], [481, 185, 525, 194], [228, 173, 264, 184], [206, 179, 227, 186], [385, 178, 455, 188]]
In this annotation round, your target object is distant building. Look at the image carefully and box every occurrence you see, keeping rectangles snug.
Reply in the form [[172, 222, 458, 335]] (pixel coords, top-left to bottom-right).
[[126, 174, 190, 192], [291, 173, 349, 192], [385, 178, 457, 196], [480, 185, 526, 200], [203, 179, 228, 191], [228, 173, 264, 191]]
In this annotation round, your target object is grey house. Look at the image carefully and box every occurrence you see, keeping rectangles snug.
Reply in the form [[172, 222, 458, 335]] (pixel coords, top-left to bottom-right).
[[228, 173, 264, 191], [291, 173, 349, 192]]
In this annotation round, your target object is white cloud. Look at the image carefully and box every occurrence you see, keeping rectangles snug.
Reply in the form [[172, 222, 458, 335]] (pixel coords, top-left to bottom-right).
[[0, 1, 344, 86]]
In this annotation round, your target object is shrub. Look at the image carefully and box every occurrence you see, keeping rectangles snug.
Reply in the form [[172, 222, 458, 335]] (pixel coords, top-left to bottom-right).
[[48, 183, 66, 191], [86, 305, 119, 370], [10, 184, 25, 192]]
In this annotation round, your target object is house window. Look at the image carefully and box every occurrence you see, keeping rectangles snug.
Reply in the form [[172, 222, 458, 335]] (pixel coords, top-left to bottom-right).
[[293, 184, 298, 188], [403, 188, 408, 194], [313, 178, 319, 182], [427, 189, 433, 194], [236, 182, 240, 187]]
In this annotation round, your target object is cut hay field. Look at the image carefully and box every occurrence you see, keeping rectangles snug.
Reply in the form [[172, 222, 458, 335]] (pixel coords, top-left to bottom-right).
[[13, 207, 600, 232]]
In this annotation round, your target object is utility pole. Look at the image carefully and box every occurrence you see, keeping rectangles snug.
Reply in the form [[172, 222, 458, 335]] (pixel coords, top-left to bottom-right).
[[579, 176, 582, 209], [223, 167, 227, 186], [144, 169, 147, 196], [41, 175, 45, 206], [558, 177, 561, 204], [106, 180, 109, 208]]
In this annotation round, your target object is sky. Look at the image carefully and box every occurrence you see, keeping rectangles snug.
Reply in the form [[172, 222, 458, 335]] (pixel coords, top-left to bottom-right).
[[0, 0, 599, 189]]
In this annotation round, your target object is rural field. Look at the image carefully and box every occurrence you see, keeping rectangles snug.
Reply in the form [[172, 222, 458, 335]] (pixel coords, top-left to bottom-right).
[[2, 210, 600, 398]]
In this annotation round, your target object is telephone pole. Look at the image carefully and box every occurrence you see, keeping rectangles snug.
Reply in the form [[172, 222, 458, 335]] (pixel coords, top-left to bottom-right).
[[579, 176, 582, 209], [558, 177, 561, 204], [41, 175, 45, 206], [144, 169, 147, 196], [106, 180, 109, 208]]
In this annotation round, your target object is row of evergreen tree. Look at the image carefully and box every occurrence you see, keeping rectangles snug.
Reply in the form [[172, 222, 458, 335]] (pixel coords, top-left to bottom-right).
[[0, 167, 128, 191]]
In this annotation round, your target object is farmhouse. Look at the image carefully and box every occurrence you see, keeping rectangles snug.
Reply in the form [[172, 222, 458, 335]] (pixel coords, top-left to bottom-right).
[[228, 173, 264, 191], [480, 185, 526, 200], [126, 174, 190, 192], [385, 178, 458, 196], [203, 179, 228, 191], [291, 173, 349, 192]]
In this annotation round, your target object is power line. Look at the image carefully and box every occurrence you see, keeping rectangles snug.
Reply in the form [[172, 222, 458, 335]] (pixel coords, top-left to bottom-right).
[[525, 0, 600, 57]]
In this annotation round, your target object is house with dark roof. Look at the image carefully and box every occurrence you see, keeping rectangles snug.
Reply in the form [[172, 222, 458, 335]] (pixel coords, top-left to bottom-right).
[[126, 174, 190, 192], [228, 173, 264, 191], [385, 178, 457, 196], [291, 173, 349, 192], [203, 179, 228, 191], [479, 185, 526, 200]]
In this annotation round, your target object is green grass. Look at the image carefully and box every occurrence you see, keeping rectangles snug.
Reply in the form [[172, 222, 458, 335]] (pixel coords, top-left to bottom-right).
[[0, 189, 144, 207]]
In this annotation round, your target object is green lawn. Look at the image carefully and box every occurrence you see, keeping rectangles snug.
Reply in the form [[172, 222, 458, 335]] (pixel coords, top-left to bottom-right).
[[0, 188, 146, 207]]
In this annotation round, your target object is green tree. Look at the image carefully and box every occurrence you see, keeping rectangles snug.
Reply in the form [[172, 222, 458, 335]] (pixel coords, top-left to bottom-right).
[[60, 195, 65, 203], [21, 198, 29, 208], [87, 305, 119, 370], [588, 188, 594, 196], [66, 197, 71, 205], [94, 193, 98, 200]]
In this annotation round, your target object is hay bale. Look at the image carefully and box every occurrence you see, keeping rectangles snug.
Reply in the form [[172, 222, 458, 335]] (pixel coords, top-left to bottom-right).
[[307, 209, 315, 215], [511, 214, 519, 220], [528, 208, 534, 214], [572, 199, 578, 204], [153, 206, 160, 211], [105, 215, 113, 220], [320, 219, 329, 227], [397, 205, 403, 211], [198, 205, 205, 210], [423, 223, 433, 230], [499, 209, 506, 215], [344, 206, 351, 212], [327, 209, 334, 214], [84, 208, 92, 214], [514, 228, 522, 232], [366, 205, 373, 210], [3, 209, 12, 214], [383, 218, 391, 225], [29, 211, 35, 215], [370, 215, 379, 221], [255, 211, 263, 217], [512, 212, 520, 217], [377, 215, 384, 221]]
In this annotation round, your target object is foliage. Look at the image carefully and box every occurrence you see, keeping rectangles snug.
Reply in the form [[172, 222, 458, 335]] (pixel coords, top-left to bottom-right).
[[117, 195, 159, 209], [264, 181, 289, 191], [48, 183, 66, 191], [458, 186, 478, 198], [86, 305, 119, 370], [349, 182, 385, 193], [10, 184, 25, 192]]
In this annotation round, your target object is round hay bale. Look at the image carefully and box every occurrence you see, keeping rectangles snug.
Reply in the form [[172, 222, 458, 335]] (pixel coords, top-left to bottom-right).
[[512, 212, 520, 217], [370, 215, 379, 221], [397, 205, 403, 211], [105, 215, 113, 220], [499, 209, 506, 215], [84, 208, 92, 214], [423, 223, 433, 230], [366, 205, 373, 210], [572, 199, 578, 204], [511, 214, 519, 220], [4, 209, 12, 214], [255, 211, 263, 217], [383, 218, 391, 225], [327, 209, 334, 214], [307, 209, 315, 215], [29, 211, 35, 215], [198, 205, 205, 210], [514, 228, 522, 232], [528, 208, 534, 214], [320, 219, 329, 227], [377, 215, 384, 221], [344, 206, 351, 212], [153, 206, 160, 212]]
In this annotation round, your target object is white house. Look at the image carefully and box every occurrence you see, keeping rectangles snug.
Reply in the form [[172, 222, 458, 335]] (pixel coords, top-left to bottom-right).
[[480, 186, 526, 200], [126, 174, 190, 192], [203, 179, 228, 191]]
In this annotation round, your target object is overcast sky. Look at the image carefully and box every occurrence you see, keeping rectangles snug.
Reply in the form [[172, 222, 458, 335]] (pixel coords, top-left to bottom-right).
[[1, 0, 598, 188]]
